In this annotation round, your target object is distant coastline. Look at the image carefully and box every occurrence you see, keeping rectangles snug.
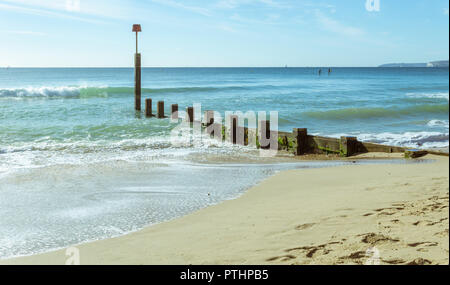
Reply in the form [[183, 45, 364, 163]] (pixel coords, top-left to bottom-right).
[[379, 60, 449, 68]]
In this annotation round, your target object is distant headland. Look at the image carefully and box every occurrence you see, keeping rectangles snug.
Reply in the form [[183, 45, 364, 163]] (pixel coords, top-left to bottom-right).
[[379, 60, 449, 68]]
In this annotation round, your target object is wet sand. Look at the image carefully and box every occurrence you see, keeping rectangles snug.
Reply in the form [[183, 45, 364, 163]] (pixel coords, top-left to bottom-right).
[[1, 154, 448, 265]]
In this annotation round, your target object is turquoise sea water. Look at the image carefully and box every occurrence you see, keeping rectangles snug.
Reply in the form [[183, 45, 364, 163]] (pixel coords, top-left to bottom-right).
[[1, 67, 448, 148], [0, 67, 448, 259]]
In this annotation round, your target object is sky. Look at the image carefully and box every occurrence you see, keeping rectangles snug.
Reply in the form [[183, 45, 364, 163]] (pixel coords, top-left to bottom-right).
[[0, 0, 448, 67]]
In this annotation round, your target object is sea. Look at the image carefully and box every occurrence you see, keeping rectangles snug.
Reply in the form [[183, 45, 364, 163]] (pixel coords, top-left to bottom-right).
[[0, 67, 448, 259]]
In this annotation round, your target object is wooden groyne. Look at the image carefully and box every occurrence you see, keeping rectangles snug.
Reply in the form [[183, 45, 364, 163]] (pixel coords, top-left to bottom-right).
[[275, 129, 406, 157], [135, 99, 448, 158]]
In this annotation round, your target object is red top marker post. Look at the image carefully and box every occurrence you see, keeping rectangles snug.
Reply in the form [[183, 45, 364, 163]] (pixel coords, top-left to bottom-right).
[[132, 24, 142, 111], [132, 24, 142, 32]]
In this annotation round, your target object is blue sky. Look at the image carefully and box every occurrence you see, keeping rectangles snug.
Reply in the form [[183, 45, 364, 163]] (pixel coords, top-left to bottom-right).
[[0, 0, 448, 67]]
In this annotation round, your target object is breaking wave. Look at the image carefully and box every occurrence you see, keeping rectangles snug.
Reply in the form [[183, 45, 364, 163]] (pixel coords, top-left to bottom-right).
[[304, 104, 449, 120], [328, 131, 449, 149], [0, 85, 274, 99], [406, 92, 449, 101]]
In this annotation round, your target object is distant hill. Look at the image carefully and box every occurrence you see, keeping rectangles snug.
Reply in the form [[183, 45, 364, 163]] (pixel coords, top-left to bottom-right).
[[428, 60, 449, 67], [379, 60, 449, 68]]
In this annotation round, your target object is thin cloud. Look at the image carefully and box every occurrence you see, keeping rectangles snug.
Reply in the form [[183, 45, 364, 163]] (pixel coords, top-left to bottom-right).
[[0, 3, 111, 24], [218, 24, 237, 33], [258, 0, 289, 9], [315, 10, 364, 37], [2, 30, 47, 36], [215, 0, 247, 9], [150, 0, 212, 16], [229, 13, 283, 26], [1, 0, 64, 11], [216, 0, 289, 9], [0, 0, 129, 22]]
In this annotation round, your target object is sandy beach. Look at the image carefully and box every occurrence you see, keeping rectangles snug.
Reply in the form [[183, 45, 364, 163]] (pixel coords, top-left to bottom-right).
[[1, 154, 448, 265]]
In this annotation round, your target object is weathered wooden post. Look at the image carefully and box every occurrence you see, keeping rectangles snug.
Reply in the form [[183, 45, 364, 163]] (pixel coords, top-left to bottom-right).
[[229, 115, 238, 144], [133, 24, 142, 111], [186, 107, 194, 123], [204, 110, 214, 127], [279, 135, 289, 151], [134, 54, 141, 111], [157, 101, 166, 118], [404, 149, 428, 159], [293, 128, 308, 155], [340, 136, 357, 157], [258, 120, 270, 149], [145, 98, 154, 117], [205, 111, 221, 140], [171, 104, 178, 120]]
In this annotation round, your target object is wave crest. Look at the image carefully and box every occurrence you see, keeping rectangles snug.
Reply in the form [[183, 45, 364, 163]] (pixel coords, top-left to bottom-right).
[[0, 86, 86, 98], [304, 104, 449, 120], [0, 85, 263, 99], [327, 131, 449, 149], [406, 92, 449, 101]]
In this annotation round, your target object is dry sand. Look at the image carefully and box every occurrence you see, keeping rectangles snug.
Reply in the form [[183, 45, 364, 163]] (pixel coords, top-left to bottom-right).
[[2, 154, 448, 265]]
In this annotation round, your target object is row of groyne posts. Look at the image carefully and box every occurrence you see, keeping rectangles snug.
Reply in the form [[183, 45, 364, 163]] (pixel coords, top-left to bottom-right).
[[135, 97, 421, 158], [130, 24, 437, 159]]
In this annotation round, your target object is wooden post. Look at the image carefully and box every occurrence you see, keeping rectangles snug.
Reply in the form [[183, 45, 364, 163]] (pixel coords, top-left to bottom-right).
[[157, 101, 166, 118], [279, 135, 289, 151], [134, 53, 141, 111], [171, 104, 178, 120], [340, 136, 357, 157], [145, 98, 154, 117], [229, 115, 238, 144], [259, 120, 270, 149], [404, 149, 428, 159], [186, 107, 194, 123], [293, 128, 308, 155], [204, 110, 214, 127], [205, 112, 221, 139], [132, 24, 142, 111]]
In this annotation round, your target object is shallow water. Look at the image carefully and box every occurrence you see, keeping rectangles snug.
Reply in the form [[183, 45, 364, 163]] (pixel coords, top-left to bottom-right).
[[0, 155, 429, 259]]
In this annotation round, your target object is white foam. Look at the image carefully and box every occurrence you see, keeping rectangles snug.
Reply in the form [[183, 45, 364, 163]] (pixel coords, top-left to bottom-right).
[[0, 131, 252, 174], [362, 132, 448, 148], [406, 92, 449, 100], [327, 131, 449, 149], [0, 86, 85, 98], [0, 85, 111, 99], [427, 119, 449, 128]]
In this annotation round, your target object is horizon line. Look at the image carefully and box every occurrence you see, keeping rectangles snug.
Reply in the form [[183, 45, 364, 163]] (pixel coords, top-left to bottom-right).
[[5, 66, 448, 69]]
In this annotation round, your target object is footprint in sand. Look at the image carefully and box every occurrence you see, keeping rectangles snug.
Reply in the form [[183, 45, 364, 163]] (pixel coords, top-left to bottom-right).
[[295, 223, 315, 230], [360, 233, 399, 245], [382, 258, 406, 265], [412, 220, 431, 226], [266, 254, 296, 262], [344, 251, 366, 259], [406, 258, 432, 265], [427, 218, 448, 226], [378, 211, 396, 216], [286, 241, 340, 259], [408, 242, 438, 248], [433, 229, 449, 237]]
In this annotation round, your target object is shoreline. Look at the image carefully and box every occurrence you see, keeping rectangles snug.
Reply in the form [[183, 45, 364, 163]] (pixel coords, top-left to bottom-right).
[[1, 154, 448, 265]]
